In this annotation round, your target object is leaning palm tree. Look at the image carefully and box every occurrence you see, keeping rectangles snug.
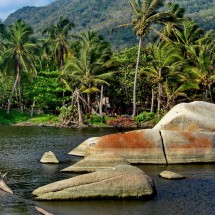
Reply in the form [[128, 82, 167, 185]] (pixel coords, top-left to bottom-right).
[[42, 17, 74, 69], [114, 0, 173, 116], [0, 20, 37, 113]]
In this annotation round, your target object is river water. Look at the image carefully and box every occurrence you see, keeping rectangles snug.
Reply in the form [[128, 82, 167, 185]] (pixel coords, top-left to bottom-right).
[[0, 125, 215, 215]]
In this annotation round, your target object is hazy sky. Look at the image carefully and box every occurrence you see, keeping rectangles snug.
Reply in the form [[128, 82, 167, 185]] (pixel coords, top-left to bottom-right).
[[0, 0, 54, 21]]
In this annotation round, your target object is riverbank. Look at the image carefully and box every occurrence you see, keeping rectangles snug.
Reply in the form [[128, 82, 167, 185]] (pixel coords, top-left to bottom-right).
[[0, 109, 156, 129]]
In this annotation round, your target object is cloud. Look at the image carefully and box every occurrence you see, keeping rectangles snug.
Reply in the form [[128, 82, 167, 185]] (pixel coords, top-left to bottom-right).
[[0, 0, 54, 21]]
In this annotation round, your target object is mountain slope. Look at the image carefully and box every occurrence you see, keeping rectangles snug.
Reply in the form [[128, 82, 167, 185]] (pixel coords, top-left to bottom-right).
[[5, 0, 215, 49]]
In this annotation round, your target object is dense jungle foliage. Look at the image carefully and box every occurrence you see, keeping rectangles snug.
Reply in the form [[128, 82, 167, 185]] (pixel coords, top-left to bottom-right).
[[4, 0, 215, 49], [0, 0, 215, 126]]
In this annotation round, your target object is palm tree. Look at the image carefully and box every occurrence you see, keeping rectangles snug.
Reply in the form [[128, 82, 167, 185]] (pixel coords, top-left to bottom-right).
[[141, 42, 183, 113], [61, 31, 114, 122], [115, 0, 173, 116], [159, 3, 187, 42], [186, 42, 215, 102], [42, 17, 74, 69], [173, 20, 205, 60], [0, 20, 37, 113]]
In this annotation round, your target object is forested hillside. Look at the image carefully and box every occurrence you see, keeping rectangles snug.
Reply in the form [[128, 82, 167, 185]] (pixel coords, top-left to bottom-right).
[[4, 0, 215, 49]]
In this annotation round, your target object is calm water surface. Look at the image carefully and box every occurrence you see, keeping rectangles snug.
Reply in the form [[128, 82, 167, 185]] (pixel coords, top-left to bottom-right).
[[0, 125, 215, 215]]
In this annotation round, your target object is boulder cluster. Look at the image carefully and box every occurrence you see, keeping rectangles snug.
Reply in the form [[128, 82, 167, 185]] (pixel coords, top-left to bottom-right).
[[33, 101, 214, 201]]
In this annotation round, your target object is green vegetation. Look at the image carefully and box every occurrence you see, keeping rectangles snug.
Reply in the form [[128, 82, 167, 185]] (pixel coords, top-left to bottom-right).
[[4, 0, 215, 49], [0, 109, 58, 125], [0, 1, 215, 128]]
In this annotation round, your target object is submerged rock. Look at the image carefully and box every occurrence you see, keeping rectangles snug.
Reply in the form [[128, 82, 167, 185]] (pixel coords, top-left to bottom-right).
[[159, 171, 185, 179], [154, 101, 215, 132], [40, 151, 59, 164], [35, 206, 54, 215], [61, 154, 130, 173], [33, 165, 156, 200]]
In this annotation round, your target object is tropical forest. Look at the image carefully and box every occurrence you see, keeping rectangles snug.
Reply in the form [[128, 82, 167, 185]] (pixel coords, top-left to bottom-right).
[[0, 0, 215, 127]]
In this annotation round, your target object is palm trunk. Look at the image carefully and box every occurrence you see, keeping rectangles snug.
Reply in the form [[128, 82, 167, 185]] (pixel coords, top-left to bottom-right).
[[150, 88, 154, 112], [157, 82, 162, 117], [76, 90, 83, 126], [132, 38, 142, 117], [7, 71, 19, 114], [17, 70, 23, 113], [99, 85, 104, 116], [87, 93, 91, 113]]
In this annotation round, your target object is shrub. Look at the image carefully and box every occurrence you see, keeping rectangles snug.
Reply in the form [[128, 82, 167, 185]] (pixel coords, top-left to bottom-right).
[[108, 116, 136, 127]]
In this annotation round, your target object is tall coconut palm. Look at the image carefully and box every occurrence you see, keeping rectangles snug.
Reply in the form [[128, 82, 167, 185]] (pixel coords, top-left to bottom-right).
[[1, 20, 37, 113], [42, 17, 74, 69], [115, 0, 173, 116]]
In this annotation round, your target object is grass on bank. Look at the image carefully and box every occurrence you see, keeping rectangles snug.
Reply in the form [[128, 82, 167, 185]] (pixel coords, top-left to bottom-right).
[[0, 109, 59, 125]]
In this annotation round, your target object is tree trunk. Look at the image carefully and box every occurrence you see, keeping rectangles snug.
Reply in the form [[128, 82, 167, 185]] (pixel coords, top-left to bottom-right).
[[87, 93, 91, 113], [99, 85, 104, 116], [7, 72, 19, 114], [150, 88, 154, 112], [76, 90, 84, 126], [17, 76, 23, 113], [157, 82, 162, 117], [132, 38, 142, 117]]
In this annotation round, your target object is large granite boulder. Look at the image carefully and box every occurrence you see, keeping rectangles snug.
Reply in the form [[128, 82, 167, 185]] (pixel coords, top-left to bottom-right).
[[61, 154, 130, 173], [161, 130, 215, 164], [68, 137, 98, 157], [85, 129, 167, 164], [32, 165, 156, 200], [154, 101, 215, 132], [40, 151, 59, 164]]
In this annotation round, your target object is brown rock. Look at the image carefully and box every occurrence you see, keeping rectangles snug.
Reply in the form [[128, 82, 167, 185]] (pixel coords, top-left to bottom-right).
[[85, 129, 167, 164], [161, 130, 215, 164]]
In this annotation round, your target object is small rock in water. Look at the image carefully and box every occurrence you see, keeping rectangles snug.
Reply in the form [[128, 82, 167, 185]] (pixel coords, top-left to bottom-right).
[[40, 151, 59, 164], [159, 170, 185, 180]]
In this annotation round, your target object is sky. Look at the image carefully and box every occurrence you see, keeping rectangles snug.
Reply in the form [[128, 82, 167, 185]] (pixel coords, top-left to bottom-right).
[[0, 0, 54, 21]]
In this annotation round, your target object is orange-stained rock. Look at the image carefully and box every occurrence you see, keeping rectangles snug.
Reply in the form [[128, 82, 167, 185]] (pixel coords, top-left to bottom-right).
[[154, 101, 215, 132], [86, 129, 167, 164], [161, 130, 215, 164]]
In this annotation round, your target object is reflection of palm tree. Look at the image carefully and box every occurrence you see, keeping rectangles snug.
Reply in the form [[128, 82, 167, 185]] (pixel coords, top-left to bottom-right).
[[42, 17, 74, 69], [1, 20, 37, 113], [115, 0, 173, 116]]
